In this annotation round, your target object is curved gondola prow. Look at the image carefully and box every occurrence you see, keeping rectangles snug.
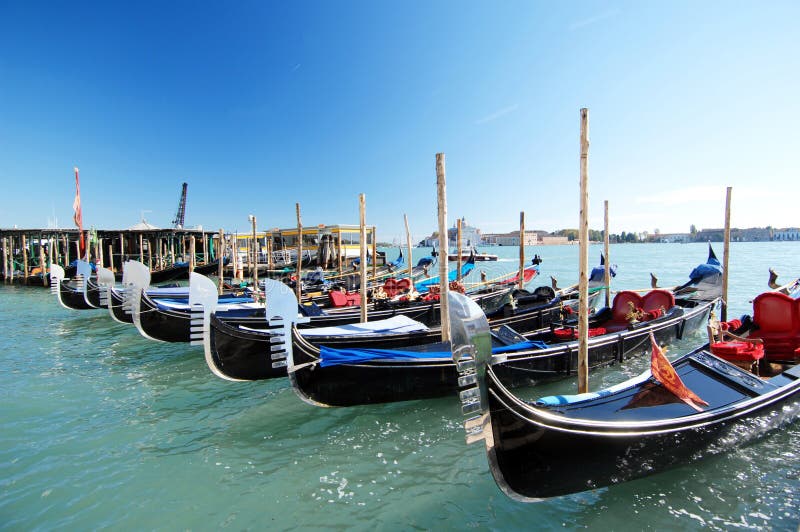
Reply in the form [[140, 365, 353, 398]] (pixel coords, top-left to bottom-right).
[[96, 266, 115, 309], [49, 264, 70, 309], [126, 261, 153, 339], [262, 279, 302, 370], [76, 260, 98, 308], [188, 272, 238, 381], [448, 291, 493, 445]]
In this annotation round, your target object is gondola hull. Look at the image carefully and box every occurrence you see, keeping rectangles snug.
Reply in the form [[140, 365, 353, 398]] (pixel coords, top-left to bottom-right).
[[206, 293, 563, 382], [56, 279, 95, 310], [288, 299, 716, 407], [482, 350, 800, 500]]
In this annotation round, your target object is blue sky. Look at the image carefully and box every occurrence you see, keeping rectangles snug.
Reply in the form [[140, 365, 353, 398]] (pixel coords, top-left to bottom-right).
[[1, 1, 798, 242]]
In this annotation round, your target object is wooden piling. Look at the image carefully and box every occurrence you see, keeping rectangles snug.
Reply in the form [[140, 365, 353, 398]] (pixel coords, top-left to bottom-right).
[[359, 194, 368, 323], [139, 234, 144, 263], [456, 218, 463, 281], [202, 231, 208, 265], [436, 153, 450, 343], [403, 214, 413, 281], [2, 238, 8, 283], [189, 235, 196, 273], [249, 215, 258, 292], [217, 229, 225, 295], [337, 231, 343, 275], [604, 200, 611, 308], [39, 232, 48, 287], [119, 232, 125, 266], [22, 233, 29, 284], [295, 203, 303, 302], [371, 225, 377, 279], [577, 108, 590, 394], [722, 187, 732, 321], [518, 212, 525, 290]]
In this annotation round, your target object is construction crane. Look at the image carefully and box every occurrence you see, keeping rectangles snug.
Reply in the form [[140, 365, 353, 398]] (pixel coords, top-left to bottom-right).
[[172, 182, 188, 229]]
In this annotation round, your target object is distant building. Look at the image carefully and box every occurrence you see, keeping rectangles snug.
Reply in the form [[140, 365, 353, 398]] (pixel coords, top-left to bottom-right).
[[447, 218, 483, 247], [774, 227, 800, 241], [483, 231, 540, 246], [541, 236, 570, 245], [656, 233, 690, 243]]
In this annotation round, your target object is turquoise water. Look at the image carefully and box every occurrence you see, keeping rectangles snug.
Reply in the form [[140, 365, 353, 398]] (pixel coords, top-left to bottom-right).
[[1, 242, 799, 530]]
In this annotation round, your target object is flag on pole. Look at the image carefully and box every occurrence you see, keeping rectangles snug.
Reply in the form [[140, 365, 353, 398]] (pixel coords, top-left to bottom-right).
[[73, 167, 86, 259], [649, 332, 709, 412]]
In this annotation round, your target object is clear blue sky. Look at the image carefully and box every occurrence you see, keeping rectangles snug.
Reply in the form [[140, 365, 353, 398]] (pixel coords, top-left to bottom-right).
[[1, 1, 798, 242]]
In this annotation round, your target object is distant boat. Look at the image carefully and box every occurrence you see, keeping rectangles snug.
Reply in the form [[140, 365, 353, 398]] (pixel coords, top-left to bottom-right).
[[447, 246, 497, 262]]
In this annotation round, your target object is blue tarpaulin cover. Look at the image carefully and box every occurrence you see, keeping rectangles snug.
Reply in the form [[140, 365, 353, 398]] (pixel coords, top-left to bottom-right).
[[317, 339, 550, 367]]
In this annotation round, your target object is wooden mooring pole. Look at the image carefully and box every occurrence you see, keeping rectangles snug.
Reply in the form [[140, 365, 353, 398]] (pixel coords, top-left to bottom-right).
[[403, 214, 413, 281], [217, 229, 225, 295], [456, 218, 462, 281], [295, 203, 303, 302], [518, 212, 525, 290], [436, 153, 450, 343], [359, 195, 368, 323], [604, 200, 611, 308], [578, 108, 590, 394], [722, 187, 732, 321]]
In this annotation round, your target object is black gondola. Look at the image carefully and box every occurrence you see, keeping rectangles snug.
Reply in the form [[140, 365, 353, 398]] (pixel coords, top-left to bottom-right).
[[448, 288, 800, 501]]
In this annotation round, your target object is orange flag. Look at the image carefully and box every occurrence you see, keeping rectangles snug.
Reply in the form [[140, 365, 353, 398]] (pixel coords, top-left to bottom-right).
[[649, 332, 709, 412]]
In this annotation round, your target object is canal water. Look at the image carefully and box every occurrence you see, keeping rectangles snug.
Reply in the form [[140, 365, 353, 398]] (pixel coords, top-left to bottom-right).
[[1, 242, 798, 530]]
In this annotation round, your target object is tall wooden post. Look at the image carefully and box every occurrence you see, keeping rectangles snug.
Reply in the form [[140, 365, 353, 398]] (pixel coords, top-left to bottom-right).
[[266, 235, 273, 271], [139, 234, 144, 263], [63, 234, 70, 267], [169, 234, 175, 266], [436, 153, 450, 343], [53, 234, 61, 267], [2, 238, 8, 283], [148, 239, 153, 271], [604, 200, 611, 308], [189, 235, 196, 273], [217, 229, 225, 295], [456, 218, 463, 281], [337, 232, 343, 274], [722, 187, 732, 321], [403, 214, 413, 281], [371, 225, 377, 279], [231, 233, 239, 282], [249, 215, 258, 291], [359, 195, 368, 323], [22, 234, 29, 284], [39, 233, 48, 287], [518, 212, 525, 289], [202, 231, 208, 265], [119, 232, 125, 265], [577, 108, 590, 394], [108, 244, 114, 271], [295, 203, 303, 302]]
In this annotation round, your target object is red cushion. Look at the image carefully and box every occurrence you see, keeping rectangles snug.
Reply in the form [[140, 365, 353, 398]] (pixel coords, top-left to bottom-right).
[[329, 291, 349, 307], [752, 292, 796, 333], [750, 292, 800, 360], [642, 289, 675, 313], [721, 319, 742, 331], [711, 341, 764, 362], [611, 291, 643, 322], [345, 293, 361, 306]]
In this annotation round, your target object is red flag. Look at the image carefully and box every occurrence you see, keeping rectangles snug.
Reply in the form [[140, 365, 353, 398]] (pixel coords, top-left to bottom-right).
[[73, 167, 86, 258], [649, 332, 709, 412]]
